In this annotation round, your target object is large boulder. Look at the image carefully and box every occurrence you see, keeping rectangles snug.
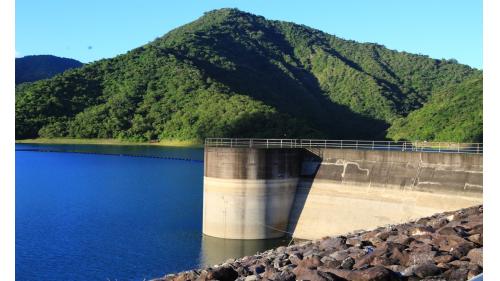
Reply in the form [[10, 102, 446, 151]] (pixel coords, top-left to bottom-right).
[[467, 248, 483, 267], [207, 266, 239, 281]]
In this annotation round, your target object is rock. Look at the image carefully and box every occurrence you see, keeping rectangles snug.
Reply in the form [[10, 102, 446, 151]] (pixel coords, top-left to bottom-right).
[[453, 226, 469, 237], [428, 218, 449, 229], [467, 264, 482, 279], [412, 262, 441, 278], [262, 266, 278, 280], [319, 236, 347, 251], [347, 266, 400, 281], [235, 266, 251, 276], [449, 260, 470, 268], [319, 268, 351, 279], [467, 224, 483, 235], [445, 214, 456, 221], [371, 256, 397, 266], [340, 257, 355, 269], [450, 242, 475, 259], [251, 264, 266, 275], [289, 253, 303, 265], [276, 246, 287, 253], [387, 247, 409, 266], [330, 249, 350, 261], [360, 230, 379, 241], [385, 265, 406, 274], [366, 237, 385, 247], [346, 236, 372, 248], [433, 254, 453, 264], [416, 217, 431, 225], [274, 256, 289, 269], [303, 247, 318, 258], [320, 255, 335, 264], [353, 253, 375, 269], [386, 234, 414, 245], [436, 226, 459, 236], [172, 271, 198, 281], [415, 276, 449, 281], [347, 248, 367, 259], [346, 236, 362, 247], [436, 262, 451, 270], [407, 250, 437, 266], [410, 226, 434, 236], [293, 265, 340, 281], [207, 266, 239, 281], [375, 241, 407, 254], [401, 265, 416, 277], [409, 241, 433, 252], [152, 205, 483, 281], [298, 254, 323, 269], [467, 248, 483, 267], [376, 230, 398, 241], [444, 267, 469, 281], [413, 234, 434, 245], [322, 259, 342, 269], [433, 235, 468, 252], [274, 270, 296, 281], [467, 234, 483, 245], [395, 223, 415, 235], [244, 275, 259, 281]]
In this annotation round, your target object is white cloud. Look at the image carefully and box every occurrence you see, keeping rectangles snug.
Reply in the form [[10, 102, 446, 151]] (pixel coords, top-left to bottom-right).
[[15, 50, 22, 58]]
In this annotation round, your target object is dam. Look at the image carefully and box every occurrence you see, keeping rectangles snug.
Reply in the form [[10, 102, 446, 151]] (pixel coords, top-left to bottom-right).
[[202, 139, 483, 240]]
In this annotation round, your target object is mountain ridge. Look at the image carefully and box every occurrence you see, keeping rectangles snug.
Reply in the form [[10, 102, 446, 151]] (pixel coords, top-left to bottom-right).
[[15, 55, 83, 85], [15, 8, 482, 142]]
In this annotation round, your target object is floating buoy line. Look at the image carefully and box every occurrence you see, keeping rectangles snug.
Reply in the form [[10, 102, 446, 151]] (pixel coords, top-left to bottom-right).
[[15, 148, 204, 163]]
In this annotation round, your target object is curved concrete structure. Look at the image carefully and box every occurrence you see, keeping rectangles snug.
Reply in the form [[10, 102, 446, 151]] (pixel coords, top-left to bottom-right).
[[203, 147, 301, 239], [203, 146, 483, 240]]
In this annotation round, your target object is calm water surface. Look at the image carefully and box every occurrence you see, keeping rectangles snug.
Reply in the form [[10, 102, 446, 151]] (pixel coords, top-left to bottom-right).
[[16, 144, 287, 281]]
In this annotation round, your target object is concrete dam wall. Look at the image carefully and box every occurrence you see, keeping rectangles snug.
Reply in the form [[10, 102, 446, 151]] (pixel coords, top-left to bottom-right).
[[202, 146, 482, 240], [203, 147, 301, 239]]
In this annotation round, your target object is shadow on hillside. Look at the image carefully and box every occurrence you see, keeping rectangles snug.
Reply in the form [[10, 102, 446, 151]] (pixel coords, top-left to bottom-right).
[[174, 25, 389, 140]]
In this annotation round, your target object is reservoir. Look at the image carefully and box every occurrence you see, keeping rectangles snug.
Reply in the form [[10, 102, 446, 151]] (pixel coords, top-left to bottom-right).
[[15, 144, 288, 281]]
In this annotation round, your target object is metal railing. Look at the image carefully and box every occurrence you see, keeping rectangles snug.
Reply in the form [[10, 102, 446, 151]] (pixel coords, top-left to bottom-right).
[[205, 138, 483, 154]]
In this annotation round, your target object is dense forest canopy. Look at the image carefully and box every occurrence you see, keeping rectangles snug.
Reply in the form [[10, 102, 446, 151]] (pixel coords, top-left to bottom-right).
[[15, 55, 83, 84], [15, 9, 482, 142]]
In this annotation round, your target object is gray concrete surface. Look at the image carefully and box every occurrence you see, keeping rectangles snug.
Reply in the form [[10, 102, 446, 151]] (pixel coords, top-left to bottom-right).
[[203, 147, 483, 239]]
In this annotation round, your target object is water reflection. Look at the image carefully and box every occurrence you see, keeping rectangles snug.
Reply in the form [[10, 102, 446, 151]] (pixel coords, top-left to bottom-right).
[[200, 235, 290, 266]]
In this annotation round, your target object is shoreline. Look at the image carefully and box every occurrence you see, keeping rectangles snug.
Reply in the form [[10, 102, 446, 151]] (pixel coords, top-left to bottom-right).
[[153, 205, 483, 281], [15, 138, 203, 148]]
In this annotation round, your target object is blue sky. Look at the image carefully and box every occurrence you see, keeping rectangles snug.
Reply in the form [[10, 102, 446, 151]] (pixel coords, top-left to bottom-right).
[[16, 0, 483, 68]]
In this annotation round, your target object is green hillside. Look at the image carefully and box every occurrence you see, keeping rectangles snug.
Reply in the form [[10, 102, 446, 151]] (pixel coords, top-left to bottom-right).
[[15, 9, 482, 142], [387, 75, 483, 142]]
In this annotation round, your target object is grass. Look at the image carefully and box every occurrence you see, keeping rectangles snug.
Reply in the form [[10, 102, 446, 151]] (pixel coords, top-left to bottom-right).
[[15, 138, 203, 148]]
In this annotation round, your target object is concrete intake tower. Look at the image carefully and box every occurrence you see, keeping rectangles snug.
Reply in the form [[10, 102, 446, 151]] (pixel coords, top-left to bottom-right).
[[202, 139, 483, 240]]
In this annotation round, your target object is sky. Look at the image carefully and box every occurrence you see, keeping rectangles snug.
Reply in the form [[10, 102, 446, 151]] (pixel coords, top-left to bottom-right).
[[15, 0, 483, 68]]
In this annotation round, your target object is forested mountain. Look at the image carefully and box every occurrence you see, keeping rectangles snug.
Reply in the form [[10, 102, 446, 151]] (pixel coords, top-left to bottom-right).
[[387, 75, 482, 142], [15, 9, 482, 142], [15, 55, 83, 84]]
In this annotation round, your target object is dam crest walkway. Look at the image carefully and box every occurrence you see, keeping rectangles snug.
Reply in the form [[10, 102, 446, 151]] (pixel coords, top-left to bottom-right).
[[205, 138, 483, 154]]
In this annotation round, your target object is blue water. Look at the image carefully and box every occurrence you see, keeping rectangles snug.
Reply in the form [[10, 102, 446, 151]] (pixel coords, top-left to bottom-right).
[[15, 144, 287, 281]]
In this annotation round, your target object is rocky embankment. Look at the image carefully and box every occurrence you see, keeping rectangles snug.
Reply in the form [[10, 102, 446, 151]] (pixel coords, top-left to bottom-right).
[[153, 205, 483, 281]]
